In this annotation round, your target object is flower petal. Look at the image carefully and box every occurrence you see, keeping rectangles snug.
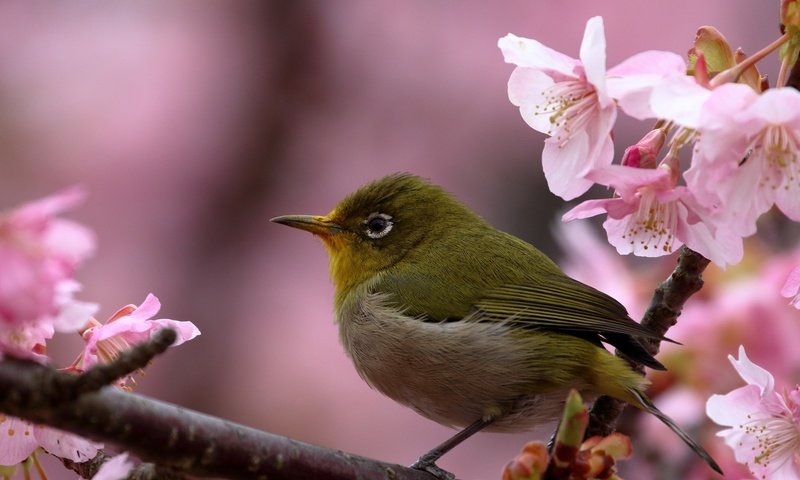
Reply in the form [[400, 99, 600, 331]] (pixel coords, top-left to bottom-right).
[[650, 75, 711, 129], [579, 16, 609, 106], [780, 265, 800, 305], [730, 345, 774, 395], [507, 67, 557, 133], [34, 425, 101, 462], [541, 133, 594, 200], [0, 416, 37, 465], [498, 33, 579, 76]]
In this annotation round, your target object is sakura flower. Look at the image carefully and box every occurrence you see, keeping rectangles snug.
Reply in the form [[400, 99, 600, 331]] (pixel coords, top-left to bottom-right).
[[93, 452, 134, 480], [665, 82, 800, 236], [0, 414, 101, 468], [0, 187, 97, 358], [562, 161, 742, 268], [781, 264, 800, 309], [76, 294, 200, 388], [499, 16, 685, 200], [706, 346, 800, 479]]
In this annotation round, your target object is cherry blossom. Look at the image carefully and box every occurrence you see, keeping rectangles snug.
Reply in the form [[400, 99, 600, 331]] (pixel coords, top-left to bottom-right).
[[706, 346, 800, 479], [562, 162, 742, 267], [76, 294, 200, 388], [0, 187, 97, 359], [499, 16, 685, 200]]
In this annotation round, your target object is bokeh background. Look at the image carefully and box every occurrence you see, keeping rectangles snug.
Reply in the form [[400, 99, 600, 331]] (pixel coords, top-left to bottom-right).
[[0, 1, 793, 479]]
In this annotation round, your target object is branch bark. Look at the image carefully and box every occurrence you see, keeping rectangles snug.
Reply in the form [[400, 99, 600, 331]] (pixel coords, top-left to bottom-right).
[[0, 358, 435, 480], [585, 247, 710, 437]]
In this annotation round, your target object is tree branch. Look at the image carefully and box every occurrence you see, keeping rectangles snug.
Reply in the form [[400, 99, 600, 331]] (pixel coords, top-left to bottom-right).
[[585, 247, 710, 437], [0, 357, 435, 480]]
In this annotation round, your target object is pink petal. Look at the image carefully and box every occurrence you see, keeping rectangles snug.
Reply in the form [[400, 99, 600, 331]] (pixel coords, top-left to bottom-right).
[[42, 220, 95, 266], [585, 164, 670, 199], [0, 416, 37, 465], [129, 293, 161, 321], [507, 67, 557, 133], [695, 83, 759, 161], [579, 16, 609, 106], [93, 452, 134, 480], [607, 50, 686, 77], [9, 186, 87, 227], [541, 133, 594, 200], [730, 345, 774, 395], [650, 75, 711, 129], [706, 385, 763, 427], [149, 319, 201, 345], [602, 203, 682, 257], [742, 86, 800, 125], [781, 265, 800, 300], [607, 51, 687, 120], [562, 198, 621, 221], [775, 163, 800, 222], [498, 33, 579, 76], [34, 425, 101, 462]]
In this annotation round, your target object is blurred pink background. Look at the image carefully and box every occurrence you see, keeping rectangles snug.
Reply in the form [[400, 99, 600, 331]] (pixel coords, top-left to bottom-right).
[[0, 2, 784, 479]]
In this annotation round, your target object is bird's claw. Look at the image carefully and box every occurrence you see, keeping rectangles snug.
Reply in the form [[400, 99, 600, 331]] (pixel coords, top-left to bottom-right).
[[410, 457, 456, 480]]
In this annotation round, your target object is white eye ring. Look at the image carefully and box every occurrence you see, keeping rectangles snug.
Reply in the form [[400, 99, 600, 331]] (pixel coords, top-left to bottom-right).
[[364, 213, 393, 239]]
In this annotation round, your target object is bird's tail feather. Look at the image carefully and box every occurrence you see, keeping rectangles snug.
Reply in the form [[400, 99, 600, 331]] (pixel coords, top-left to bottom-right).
[[628, 388, 723, 475]]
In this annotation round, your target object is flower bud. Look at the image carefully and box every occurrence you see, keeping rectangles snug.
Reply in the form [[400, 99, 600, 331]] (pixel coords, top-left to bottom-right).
[[782, 0, 800, 32], [621, 129, 666, 169], [501, 442, 548, 480], [689, 26, 733, 75]]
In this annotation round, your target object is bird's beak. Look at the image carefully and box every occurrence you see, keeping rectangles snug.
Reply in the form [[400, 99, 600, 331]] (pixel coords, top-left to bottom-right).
[[270, 214, 344, 236]]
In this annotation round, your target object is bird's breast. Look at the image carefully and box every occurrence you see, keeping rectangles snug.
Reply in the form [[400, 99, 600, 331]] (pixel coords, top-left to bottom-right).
[[334, 287, 593, 431]]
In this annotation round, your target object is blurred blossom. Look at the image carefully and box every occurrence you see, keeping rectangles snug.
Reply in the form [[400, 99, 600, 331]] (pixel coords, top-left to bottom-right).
[[554, 220, 647, 320], [0, 187, 97, 360], [499, 16, 685, 200], [706, 346, 800, 479], [781, 264, 800, 308]]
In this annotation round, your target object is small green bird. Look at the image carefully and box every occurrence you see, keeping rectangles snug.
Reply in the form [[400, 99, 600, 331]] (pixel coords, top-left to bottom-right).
[[271, 173, 721, 477]]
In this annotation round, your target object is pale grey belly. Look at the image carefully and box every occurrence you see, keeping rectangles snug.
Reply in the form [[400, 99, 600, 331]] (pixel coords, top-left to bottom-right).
[[336, 292, 594, 432]]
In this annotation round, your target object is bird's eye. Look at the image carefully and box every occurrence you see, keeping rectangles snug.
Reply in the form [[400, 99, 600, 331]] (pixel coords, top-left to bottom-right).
[[364, 213, 393, 239]]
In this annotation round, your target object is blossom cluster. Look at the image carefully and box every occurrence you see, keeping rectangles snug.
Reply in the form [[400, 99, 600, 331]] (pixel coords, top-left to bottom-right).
[[499, 16, 800, 269], [0, 189, 200, 479], [503, 11, 800, 478]]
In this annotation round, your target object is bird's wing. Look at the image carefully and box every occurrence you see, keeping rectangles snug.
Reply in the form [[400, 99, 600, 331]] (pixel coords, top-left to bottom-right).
[[474, 273, 669, 370]]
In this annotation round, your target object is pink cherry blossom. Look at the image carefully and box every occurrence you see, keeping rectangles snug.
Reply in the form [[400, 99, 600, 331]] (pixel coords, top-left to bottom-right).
[[706, 346, 800, 480], [781, 264, 800, 309], [93, 452, 134, 480], [0, 414, 101, 467], [77, 294, 200, 387], [669, 83, 800, 236], [0, 187, 97, 359], [499, 16, 685, 200], [562, 163, 742, 268]]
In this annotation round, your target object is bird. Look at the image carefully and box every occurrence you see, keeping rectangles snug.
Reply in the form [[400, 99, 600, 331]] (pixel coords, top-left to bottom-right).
[[271, 173, 721, 478]]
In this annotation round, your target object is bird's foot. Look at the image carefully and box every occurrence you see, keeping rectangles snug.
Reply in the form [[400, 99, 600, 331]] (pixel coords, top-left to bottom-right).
[[410, 455, 456, 480]]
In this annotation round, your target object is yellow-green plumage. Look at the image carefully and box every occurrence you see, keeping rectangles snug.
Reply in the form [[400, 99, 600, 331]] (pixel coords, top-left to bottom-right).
[[272, 173, 721, 475]]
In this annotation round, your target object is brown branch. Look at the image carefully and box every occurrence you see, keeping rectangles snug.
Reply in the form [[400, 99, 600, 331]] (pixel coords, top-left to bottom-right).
[[0, 358, 435, 480], [585, 247, 710, 437]]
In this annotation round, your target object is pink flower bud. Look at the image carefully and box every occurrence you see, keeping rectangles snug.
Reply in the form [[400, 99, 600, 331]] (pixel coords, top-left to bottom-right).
[[621, 129, 665, 169]]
